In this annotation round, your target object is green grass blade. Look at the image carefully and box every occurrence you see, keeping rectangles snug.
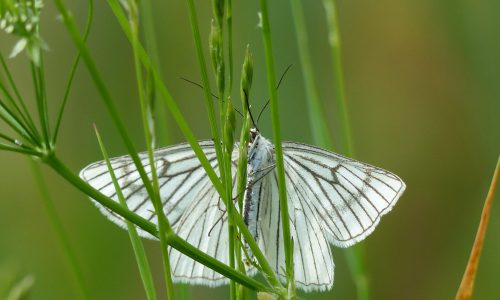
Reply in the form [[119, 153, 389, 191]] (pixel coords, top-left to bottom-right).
[[290, 0, 333, 149], [226, 0, 234, 93], [323, 1, 367, 299], [31, 59, 50, 146], [94, 127, 157, 300], [258, 0, 295, 296], [139, 0, 172, 146], [323, 0, 354, 156], [126, 2, 175, 297], [186, 0, 224, 168]]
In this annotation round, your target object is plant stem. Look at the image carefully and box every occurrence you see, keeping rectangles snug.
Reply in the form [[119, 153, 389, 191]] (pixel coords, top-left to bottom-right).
[[94, 128, 157, 300], [290, 0, 333, 149], [0, 100, 39, 146], [169, 235, 274, 293], [258, 0, 295, 297], [127, 2, 175, 298], [53, 0, 93, 144], [31, 59, 50, 147], [139, 0, 172, 146], [456, 156, 499, 300], [227, 0, 234, 93], [45, 154, 159, 235], [323, 1, 368, 299], [0, 57, 39, 141], [323, 0, 353, 156], [186, 0, 224, 170]]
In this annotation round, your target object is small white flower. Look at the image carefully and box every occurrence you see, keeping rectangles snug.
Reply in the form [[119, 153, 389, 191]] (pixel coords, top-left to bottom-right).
[[0, 0, 45, 64]]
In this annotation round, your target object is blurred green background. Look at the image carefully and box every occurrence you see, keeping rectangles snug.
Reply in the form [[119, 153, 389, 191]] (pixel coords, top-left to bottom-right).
[[1, 0, 499, 299]]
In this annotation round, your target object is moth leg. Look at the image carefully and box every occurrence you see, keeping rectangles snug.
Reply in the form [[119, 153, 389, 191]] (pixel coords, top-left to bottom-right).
[[232, 163, 277, 201], [208, 197, 230, 237]]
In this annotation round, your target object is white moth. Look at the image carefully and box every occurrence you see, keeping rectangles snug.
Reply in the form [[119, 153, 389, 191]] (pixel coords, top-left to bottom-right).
[[79, 128, 405, 291]]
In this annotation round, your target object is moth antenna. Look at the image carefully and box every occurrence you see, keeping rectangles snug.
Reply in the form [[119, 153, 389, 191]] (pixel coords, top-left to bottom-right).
[[256, 64, 293, 124], [180, 77, 244, 117]]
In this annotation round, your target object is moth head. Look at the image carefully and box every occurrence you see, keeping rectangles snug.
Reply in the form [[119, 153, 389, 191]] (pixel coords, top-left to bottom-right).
[[249, 128, 259, 144]]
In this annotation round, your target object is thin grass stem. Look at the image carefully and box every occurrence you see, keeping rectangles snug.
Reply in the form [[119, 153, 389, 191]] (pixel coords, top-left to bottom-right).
[[139, 0, 171, 146], [226, 0, 234, 93], [290, 0, 333, 149], [94, 127, 157, 300], [53, 0, 94, 144], [169, 235, 274, 293], [0, 142, 40, 155], [127, 2, 175, 297], [258, 0, 296, 296], [323, 0, 353, 156], [31, 59, 50, 146], [210, 1, 238, 298], [323, 1, 368, 299], [186, 0, 224, 170]]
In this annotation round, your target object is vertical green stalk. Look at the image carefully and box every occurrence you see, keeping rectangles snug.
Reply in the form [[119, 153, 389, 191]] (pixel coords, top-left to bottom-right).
[[234, 114, 251, 300], [290, 0, 333, 149], [223, 100, 237, 300], [29, 161, 89, 300], [186, 0, 224, 170], [139, 0, 171, 146], [235, 49, 253, 298], [126, 2, 175, 298], [258, 0, 296, 297], [210, 1, 238, 298], [226, 0, 233, 93], [323, 0, 354, 156], [32, 57, 50, 147], [94, 128, 157, 300], [323, 1, 367, 299]]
